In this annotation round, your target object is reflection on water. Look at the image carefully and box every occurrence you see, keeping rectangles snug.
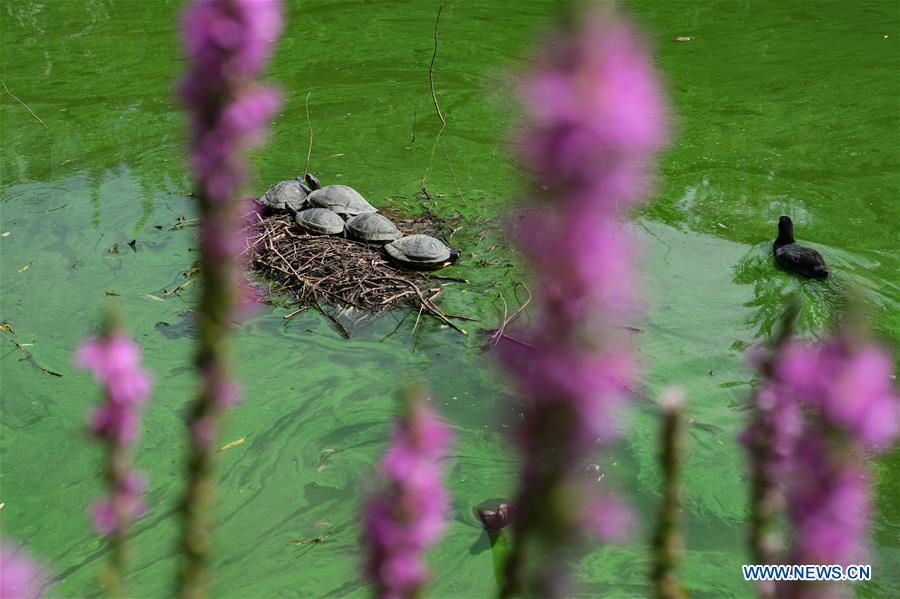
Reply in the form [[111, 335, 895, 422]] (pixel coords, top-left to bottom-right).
[[732, 243, 846, 342]]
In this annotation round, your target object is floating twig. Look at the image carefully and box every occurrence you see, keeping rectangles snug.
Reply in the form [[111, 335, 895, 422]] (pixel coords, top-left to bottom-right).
[[3, 81, 46, 127], [428, 2, 446, 128], [170, 216, 200, 231], [487, 283, 532, 348], [429, 274, 468, 284], [444, 144, 468, 208], [0, 328, 62, 377], [303, 91, 313, 177]]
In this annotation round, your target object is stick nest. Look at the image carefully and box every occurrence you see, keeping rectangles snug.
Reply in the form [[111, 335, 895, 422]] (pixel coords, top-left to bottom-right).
[[247, 211, 467, 336]]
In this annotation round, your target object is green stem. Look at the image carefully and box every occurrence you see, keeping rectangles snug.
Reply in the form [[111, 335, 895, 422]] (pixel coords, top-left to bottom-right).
[[177, 193, 238, 599], [652, 393, 686, 599]]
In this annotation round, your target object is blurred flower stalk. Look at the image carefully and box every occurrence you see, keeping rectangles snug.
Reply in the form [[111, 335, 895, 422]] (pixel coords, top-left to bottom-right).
[[497, 7, 668, 597], [177, 0, 283, 596], [364, 387, 453, 599], [76, 310, 151, 598], [744, 304, 899, 599]]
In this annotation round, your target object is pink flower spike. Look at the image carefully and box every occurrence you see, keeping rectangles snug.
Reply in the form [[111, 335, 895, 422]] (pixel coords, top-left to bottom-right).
[[364, 391, 453, 599], [75, 319, 151, 597], [497, 9, 668, 597]]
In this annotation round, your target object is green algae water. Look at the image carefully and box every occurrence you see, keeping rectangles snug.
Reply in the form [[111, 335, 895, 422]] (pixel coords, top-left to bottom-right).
[[1, 1, 897, 597]]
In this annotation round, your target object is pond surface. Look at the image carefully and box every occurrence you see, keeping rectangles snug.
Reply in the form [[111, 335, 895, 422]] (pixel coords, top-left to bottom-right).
[[1, 1, 897, 597]]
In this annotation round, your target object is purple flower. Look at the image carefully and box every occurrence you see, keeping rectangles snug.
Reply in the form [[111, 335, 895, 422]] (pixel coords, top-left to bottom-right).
[[0, 542, 43, 599], [75, 329, 151, 535], [586, 494, 636, 542], [787, 435, 870, 566], [776, 336, 897, 569], [364, 394, 453, 599], [76, 333, 150, 445], [90, 471, 148, 535], [744, 329, 898, 598], [181, 0, 282, 204], [777, 340, 899, 449], [497, 9, 667, 597]]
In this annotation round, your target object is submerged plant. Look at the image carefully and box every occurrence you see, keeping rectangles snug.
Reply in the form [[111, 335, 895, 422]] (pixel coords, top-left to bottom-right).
[[177, 0, 282, 596], [76, 311, 151, 598], [363, 388, 453, 599], [498, 8, 668, 597], [743, 308, 899, 599]]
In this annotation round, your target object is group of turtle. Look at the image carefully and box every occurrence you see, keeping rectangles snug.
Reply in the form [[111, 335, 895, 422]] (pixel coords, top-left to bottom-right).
[[258, 174, 459, 271]]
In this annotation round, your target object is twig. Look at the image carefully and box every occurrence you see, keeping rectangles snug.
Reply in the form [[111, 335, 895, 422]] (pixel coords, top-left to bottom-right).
[[0, 329, 62, 377], [509, 283, 533, 326], [429, 274, 468, 283], [428, 2, 446, 128], [382, 277, 466, 335], [486, 283, 532, 348], [443, 144, 468, 208], [3, 81, 46, 127], [303, 91, 313, 177], [411, 108, 417, 144], [442, 313, 478, 322], [490, 292, 509, 347], [316, 300, 351, 339], [171, 217, 200, 231], [480, 329, 534, 349], [411, 304, 425, 334], [283, 306, 308, 323]]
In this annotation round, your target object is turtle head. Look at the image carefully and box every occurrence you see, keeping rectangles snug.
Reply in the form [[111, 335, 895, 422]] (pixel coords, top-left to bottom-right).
[[304, 172, 322, 191], [475, 503, 512, 530], [446, 248, 461, 266], [777, 215, 794, 244], [295, 175, 312, 195]]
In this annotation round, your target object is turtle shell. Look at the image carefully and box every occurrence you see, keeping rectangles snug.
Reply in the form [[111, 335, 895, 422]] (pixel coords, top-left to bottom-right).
[[345, 213, 401, 243], [384, 234, 457, 270], [261, 180, 308, 213], [306, 185, 376, 218], [295, 208, 345, 235]]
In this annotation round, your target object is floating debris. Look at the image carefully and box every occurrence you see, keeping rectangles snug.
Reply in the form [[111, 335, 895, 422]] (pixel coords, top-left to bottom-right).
[[218, 437, 246, 452]]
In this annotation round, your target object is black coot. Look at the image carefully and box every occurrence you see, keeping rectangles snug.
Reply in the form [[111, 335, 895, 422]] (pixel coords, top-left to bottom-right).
[[773, 216, 830, 278]]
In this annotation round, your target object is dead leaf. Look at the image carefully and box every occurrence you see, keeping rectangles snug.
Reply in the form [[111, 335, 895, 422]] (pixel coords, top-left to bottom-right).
[[218, 437, 246, 452]]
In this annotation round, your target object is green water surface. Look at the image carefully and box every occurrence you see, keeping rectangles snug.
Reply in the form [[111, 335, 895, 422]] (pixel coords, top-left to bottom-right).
[[1, 1, 898, 598]]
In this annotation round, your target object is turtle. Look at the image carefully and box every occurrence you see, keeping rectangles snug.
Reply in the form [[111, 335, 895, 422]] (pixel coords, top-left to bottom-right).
[[295, 207, 345, 236], [773, 216, 829, 278], [306, 185, 377, 219], [345, 213, 402, 244], [383, 234, 459, 270], [259, 179, 308, 214]]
